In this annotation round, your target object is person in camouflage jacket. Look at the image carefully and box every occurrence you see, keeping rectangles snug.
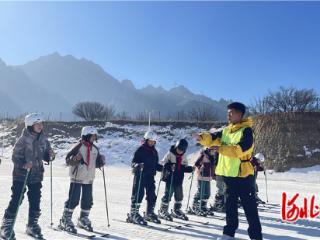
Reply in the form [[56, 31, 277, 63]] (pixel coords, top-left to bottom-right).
[[0, 113, 54, 240]]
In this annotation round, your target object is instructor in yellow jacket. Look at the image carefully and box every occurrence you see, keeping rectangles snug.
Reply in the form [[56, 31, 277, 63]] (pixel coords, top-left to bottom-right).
[[197, 102, 262, 240]]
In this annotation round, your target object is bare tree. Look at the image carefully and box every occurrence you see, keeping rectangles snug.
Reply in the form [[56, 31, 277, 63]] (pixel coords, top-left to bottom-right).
[[249, 87, 318, 115], [117, 111, 131, 120], [294, 89, 318, 111], [188, 105, 218, 121], [104, 104, 116, 120], [72, 102, 116, 121], [135, 112, 147, 121], [249, 97, 269, 115]]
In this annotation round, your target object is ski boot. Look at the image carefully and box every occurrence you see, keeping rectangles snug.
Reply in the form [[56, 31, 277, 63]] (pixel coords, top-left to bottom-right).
[[201, 200, 214, 216], [126, 204, 147, 225], [58, 208, 77, 234], [189, 201, 207, 216], [171, 202, 188, 220], [144, 202, 161, 224], [127, 213, 147, 225], [144, 212, 161, 224], [77, 210, 93, 232], [26, 211, 44, 239], [0, 210, 16, 240], [187, 201, 197, 215], [210, 203, 226, 213], [158, 203, 173, 221]]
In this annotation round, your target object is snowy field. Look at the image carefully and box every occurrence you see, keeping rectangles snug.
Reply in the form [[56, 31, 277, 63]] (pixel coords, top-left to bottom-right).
[[1, 161, 319, 240], [0, 123, 319, 239]]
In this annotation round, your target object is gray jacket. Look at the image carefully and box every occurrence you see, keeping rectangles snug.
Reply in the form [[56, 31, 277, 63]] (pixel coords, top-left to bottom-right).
[[12, 128, 52, 183]]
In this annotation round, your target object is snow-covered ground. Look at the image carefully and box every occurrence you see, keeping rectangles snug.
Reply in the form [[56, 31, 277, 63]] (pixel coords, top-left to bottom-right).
[[0, 123, 319, 239]]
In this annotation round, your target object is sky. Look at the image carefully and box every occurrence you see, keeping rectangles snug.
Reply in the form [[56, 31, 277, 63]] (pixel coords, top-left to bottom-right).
[[0, 1, 320, 105]]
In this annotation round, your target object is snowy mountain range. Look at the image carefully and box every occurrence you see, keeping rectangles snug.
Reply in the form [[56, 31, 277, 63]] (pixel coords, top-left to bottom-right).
[[0, 53, 230, 120]]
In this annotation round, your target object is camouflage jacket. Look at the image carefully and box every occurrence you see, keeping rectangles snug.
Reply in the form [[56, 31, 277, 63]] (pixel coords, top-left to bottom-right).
[[12, 128, 52, 183]]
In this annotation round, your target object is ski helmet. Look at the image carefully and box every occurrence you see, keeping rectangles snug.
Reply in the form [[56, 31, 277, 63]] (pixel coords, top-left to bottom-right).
[[175, 139, 188, 153], [24, 113, 44, 128], [144, 131, 158, 142], [254, 153, 265, 162], [81, 126, 98, 137]]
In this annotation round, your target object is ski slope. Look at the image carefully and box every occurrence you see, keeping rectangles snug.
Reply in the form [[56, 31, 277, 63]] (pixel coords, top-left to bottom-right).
[[0, 161, 319, 240], [0, 122, 319, 239]]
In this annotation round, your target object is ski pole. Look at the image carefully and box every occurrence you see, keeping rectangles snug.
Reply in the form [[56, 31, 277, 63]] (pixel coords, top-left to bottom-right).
[[49, 151, 55, 228], [102, 167, 110, 227], [135, 164, 144, 218], [185, 170, 194, 212], [168, 167, 175, 206], [9, 168, 30, 239], [50, 160, 53, 227], [156, 167, 165, 200], [199, 167, 205, 210], [264, 170, 269, 203]]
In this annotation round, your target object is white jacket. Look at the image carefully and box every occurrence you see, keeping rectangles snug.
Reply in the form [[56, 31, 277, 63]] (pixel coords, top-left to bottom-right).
[[69, 144, 99, 184]]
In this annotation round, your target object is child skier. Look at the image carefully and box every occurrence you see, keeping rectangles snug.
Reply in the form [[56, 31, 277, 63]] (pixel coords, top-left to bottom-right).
[[190, 147, 216, 216], [58, 126, 105, 234], [126, 130, 163, 225], [158, 139, 194, 221], [0, 113, 54, 240]]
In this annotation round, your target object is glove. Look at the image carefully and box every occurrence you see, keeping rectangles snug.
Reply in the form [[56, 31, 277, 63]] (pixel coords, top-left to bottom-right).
[[132, 163, 144, 174], [134, 163, 144, 170], [96, 155, 106, 168], [170, 164, 176, 172], [44, 150, 55, 164], [23, 161, 33, 170]]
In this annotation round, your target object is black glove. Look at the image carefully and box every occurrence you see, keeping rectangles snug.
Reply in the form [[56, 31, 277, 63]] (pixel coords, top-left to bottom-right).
[[132, 163, 144, 174], [170, 164, 176, 172], [43, 151, 55, 165]]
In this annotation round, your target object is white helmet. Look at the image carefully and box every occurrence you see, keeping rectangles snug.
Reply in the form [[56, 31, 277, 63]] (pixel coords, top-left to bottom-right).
[[81, 126, 98, 137], [255, 153, 265, 162], [25, 113, 44, 128], [144, 131, 158, 141]]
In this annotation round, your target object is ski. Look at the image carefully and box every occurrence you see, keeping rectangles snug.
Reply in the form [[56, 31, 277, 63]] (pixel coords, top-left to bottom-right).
[[161, 220, 192, 230], [113, 218, 171, 232], [260, 203, 280, 208], [208, 215, 226, 220], [52, 226, 96, 239], [20, 228, 46, 240], [79, 228, 110, 239], [24, 233, 46, 240]]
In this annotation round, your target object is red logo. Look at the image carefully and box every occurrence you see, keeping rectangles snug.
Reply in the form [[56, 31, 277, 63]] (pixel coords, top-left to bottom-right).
[[281, 192, 320, 222]]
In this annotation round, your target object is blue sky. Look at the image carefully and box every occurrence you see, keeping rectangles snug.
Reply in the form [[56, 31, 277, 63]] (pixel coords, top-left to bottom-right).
[[0, 1, 319, 104]]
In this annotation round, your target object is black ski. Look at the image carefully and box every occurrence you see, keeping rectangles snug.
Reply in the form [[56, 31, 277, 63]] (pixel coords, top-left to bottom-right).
[[113, 218, 171, 231], [162, 221, 192, 230], [52, 226, 96, 239], [208, 215, 226, 220], [260, 203, 281, 208]]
